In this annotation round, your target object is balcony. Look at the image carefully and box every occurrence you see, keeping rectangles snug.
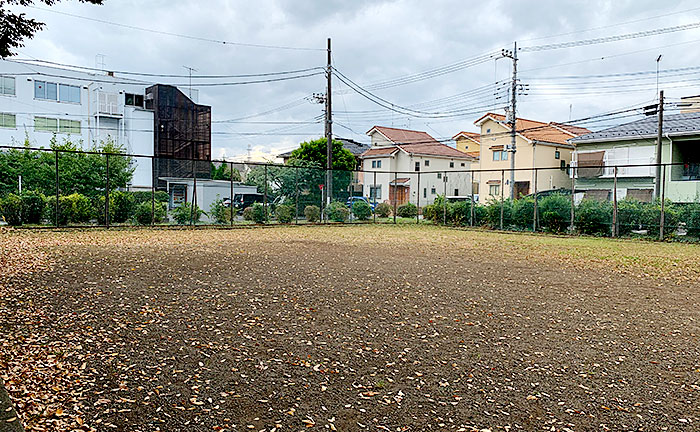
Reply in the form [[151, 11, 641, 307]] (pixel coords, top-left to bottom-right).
[[92, 91, 123, 117], [600, 156, 655, 178]]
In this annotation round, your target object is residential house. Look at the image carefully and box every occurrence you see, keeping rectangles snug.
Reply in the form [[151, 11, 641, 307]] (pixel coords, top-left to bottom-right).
[[452, 131, 481, 157], [360, 126, 477, 207], [474, 113, 589, 200], [570, 112, 700, 203]]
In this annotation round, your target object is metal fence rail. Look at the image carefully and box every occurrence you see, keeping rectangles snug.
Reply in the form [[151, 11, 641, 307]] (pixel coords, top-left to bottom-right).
[[1, 145, 700, 242]]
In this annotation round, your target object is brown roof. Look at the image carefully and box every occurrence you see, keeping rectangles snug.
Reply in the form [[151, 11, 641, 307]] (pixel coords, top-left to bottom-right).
[[398, 142, 476, 159], [452, 131, 481, 142], [474, 112, 590, 145], [390, 177, 411, 185], [361, 147, 399, 157], [464, 151, 480, 159], [367, 126, 440, 145]]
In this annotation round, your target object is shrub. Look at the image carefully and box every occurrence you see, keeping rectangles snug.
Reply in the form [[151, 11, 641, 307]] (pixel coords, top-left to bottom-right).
[[327, 201, 350, 222], [304, 205, 320, 222], [132, 190, 169, 205], [209, 197, 230, 225], [375, 202, 392, 218], [276, 204, 294, 223], [396, 202, 418, 218], [450, 201, 471, 225], [352, 200, 372, 220], [422, 204, 437, 222], [575, 199, 612, 236], [21, 191, 45, 224], [538, 194, 570, 232], [134, 201, 166, 225], [250, 203, 267, 224], [110, 191, 136, 223], [485, 198, 512, 228], [172, 203, 204, 225], [1, 194, 23, 226], [512, 196, 535, 229], [45, 193, 92, 225], [243, 206, 255, 221], [679, 202, 700, 237]]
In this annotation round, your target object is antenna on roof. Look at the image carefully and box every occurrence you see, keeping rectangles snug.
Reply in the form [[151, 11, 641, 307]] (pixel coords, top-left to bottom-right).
[[95, 54, 106, 71]]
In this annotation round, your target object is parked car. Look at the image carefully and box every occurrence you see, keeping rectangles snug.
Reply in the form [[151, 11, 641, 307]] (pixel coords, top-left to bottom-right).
[[446, 195, 478, 203], [232, 193, 264, 211], [346, 196, 376, 210], [525, 189, 572, 199]]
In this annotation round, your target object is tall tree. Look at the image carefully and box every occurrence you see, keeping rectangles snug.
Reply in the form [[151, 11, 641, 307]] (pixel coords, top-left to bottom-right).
[[288, 138, 355, 172], [1, 0, 104, 58]]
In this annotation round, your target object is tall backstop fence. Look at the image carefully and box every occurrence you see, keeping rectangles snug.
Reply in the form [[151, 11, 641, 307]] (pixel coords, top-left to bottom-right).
[[1, 145, 699, 241]]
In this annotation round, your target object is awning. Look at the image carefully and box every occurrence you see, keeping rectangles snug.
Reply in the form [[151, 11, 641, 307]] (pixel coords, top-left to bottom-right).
[[390, 177, 411, 186], [577, 151, 605, 178]]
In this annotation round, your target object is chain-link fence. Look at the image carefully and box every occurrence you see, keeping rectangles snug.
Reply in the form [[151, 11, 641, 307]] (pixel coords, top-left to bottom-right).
[[1, 145, 700, 241]]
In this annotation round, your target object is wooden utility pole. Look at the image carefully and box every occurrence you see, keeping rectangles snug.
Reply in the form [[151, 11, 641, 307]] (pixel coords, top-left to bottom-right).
[[326, 38, 333, 210], [655, 90, 664, 199]]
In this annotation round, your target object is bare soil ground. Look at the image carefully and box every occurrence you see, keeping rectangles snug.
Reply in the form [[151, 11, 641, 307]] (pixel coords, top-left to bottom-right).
[[1, 225, 700, 432]]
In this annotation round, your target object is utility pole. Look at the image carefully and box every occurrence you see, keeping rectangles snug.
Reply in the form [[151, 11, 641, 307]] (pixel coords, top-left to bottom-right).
[[655, 90, 664, 198], [326, 38, 333, 210], [502, 42, 518, 199]]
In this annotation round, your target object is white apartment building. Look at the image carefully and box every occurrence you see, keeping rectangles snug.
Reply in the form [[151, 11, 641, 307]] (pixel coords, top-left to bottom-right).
[[360, 126, 477, 207], [0, 59, 209, 190]]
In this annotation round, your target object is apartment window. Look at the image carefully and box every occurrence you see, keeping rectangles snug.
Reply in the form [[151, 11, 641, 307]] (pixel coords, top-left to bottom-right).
[[415, 161, 420, 172], [59, 84, 81, 103], [423, 188, 427, 198], [369, 185, 382, 200], [492, 151, 501, 161], [376, 160, 381, 168], [0, 113, 16, 128], [424, 160, 430, 166], [371, 160, 377, 168], [125, 93, 144, 107], [35, 116, 58, 132], [555, 150, 561, 160], [454, 188, 459, 196], [430, 187, 436, 195], [437, 172, 442, 179], [449, 161, 454, 168], [35, 81, 58, 100], [59, 119, 81, 134], [0, 76, 15, 96], [489, 184, 500, 195]]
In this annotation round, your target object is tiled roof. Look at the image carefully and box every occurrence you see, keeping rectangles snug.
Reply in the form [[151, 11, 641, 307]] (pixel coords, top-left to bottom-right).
[[570, 112, 700, 143], [475, 112, 589, 145], [464, 151, 480, 159], [361, 147, 399, 157], [452, 131, 481, 142], [398, 142, 476, 159], [367, 126, 440, 145], [390, 177, 411, 185]]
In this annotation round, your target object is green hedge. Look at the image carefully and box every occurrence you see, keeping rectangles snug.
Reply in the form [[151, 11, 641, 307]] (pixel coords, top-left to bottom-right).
[[327, 201, 350, 222], [375, 202, 392, 218], [276, 204, 294, 223], [352, 200, 372, 220], [0, 194, 23, 226], [134, 201, 167, 225], [304, 205, 320, 222], [538, 194, 571, 233], [575, 199, 612, 236], [396, 202, 417, 218]]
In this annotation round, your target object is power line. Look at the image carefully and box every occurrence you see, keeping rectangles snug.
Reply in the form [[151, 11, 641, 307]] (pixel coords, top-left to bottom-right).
[[27, 5, 324, 51]]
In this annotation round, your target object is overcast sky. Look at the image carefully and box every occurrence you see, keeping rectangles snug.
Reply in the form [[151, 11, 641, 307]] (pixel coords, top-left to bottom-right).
[[10, 0, 700, 160]]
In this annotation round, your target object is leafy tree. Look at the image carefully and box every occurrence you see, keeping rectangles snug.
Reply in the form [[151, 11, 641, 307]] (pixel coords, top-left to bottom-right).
[[288, 138, 356, 172], [1, 0, 104, 58], [211, 162, 241, 181]]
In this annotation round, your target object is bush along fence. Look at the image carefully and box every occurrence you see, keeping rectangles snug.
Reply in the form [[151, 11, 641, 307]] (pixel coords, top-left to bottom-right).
[[1, 145, 700, 240]]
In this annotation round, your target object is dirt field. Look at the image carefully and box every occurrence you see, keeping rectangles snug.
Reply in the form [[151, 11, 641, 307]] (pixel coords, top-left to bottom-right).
[[1, 225, 700, 432]]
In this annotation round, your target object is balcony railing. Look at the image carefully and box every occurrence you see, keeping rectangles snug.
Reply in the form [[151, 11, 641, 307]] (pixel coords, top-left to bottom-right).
[[92, 91, 122, 117], [601, 157, 655, 177], [681, 163, 700, 180]]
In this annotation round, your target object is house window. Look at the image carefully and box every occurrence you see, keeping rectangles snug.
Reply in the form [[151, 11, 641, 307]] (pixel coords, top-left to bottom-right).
[[371, 161, 377, 168], [437, 172, 442, 179], [492, 151, 501, 161], [369, 185, 382, 200], [0, 113, 16, 129], [424, 188, 427, 198], [59, 119, 81, 134], [424, 160, 430, 166], [0, 76, 15, 96], [35, 81, 57, 100], [461, 162, 465, 167], [449, 161, 454, 168], [58, 84, 81, 103], [486, 128, 491, 133], [489, 184, 500, 195], [125, 93, 144, 107], [454, 188, 459, 196], [501, 151, 508, 161], [376, 160, 381, 168], [431, 187, 436, 195], [415, 161, 420, 172], [34, 116, 58, 132], [555, 150, 561, 160]]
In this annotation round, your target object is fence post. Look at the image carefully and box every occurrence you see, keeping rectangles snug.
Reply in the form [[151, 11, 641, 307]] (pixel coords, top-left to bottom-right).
[[105, 153, 110, 228], [393, 170, 398, 224], [295, 166, 299, 225], [443, 171, 447, 225], [230, 162, 235, 226], [500, 169, 504, 230], [190, 159, 196, 226], [470, 171, 474, 227], [55, 150, 59, 228], [263, 164, 268, 224], [416, 170, 421, 224], [151, 156, 155, 226], [373, 170, 377, 224], [660, 163, 666, 241], [570, 167, 575, 232], [532, 168, 538, 232], [612, 166, 618, 238]]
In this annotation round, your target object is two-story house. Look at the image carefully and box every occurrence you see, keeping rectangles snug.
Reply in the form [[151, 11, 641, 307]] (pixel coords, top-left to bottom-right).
[[474, 113, 589, 200], [570, 111, 700, 203], [452, 131, 481, 157], [360, 126, 477, 207]]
